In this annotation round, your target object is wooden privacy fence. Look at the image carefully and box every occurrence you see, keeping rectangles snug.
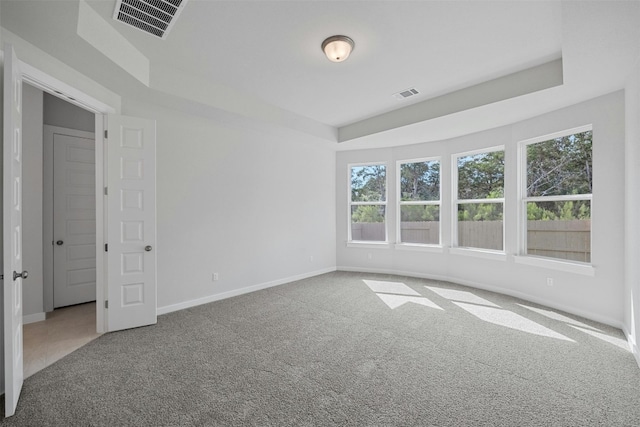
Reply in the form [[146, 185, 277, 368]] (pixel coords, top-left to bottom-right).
[[351, 222, 386, 241], [401, 221, 440, 245], [527, 219, 591, 262], [352, 220, 591, 262], [457, 221, 503, 251]]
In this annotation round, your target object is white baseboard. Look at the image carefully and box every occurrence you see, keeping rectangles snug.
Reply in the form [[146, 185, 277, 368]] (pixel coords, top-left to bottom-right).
[[157, 267, 337, 316], [336, 266, 625, 330], [23, 312, 46, 325], [622, 324, 640, 367]]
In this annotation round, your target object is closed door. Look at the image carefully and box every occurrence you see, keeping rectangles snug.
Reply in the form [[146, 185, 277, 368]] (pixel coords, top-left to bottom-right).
[[53, 133, 96, 308]]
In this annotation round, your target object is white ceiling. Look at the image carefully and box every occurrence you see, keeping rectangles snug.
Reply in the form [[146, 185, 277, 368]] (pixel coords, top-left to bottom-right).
[[1, 1, 639, 148]]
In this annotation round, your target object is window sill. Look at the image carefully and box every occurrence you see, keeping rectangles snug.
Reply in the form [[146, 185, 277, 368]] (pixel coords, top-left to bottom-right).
[[514, 255, 595, 276], [346, 241, 391, 249], [449, 247, 507, 261], [395, 243, 443, 253]]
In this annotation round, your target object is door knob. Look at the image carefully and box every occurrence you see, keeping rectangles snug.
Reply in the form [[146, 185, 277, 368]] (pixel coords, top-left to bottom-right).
[[145, 245, 152, 252], [56, 240, 64, 246], [13, 271, 28, 281]]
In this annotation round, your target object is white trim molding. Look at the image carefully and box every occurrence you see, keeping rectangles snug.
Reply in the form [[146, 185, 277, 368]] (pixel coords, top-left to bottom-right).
[[23, 312, 46, 325], [346, 241, 391, 249], [157, 267, 337, 316]]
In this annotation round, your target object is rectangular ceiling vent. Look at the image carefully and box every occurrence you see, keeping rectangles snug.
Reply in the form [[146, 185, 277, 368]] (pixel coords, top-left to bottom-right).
[[113, 0, 189, 39], [393, 87, 420, 100]]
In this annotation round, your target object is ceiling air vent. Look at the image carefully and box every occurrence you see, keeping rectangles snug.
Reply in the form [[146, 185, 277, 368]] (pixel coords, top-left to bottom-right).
[[113, 0, 189, 39], [393, 87, 420, 100]]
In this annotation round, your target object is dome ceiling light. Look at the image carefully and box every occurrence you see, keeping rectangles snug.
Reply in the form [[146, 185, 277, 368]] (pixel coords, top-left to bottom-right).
[[321, 35, 355, 63]]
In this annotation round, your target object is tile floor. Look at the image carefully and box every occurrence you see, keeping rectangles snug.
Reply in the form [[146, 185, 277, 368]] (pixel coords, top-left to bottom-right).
[[23, 302, 102, 378]]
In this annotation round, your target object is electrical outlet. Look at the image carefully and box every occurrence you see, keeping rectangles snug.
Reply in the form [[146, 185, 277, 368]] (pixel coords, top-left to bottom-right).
[[546, 277, 553, 287], [367, 253, 373, 260], [213, 273, 219, 281], [309, 255, 314, 263]]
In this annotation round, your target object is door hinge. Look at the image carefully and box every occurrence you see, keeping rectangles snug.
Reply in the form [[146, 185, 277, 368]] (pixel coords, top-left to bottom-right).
[[104, 186, 108, 196], [105, 243, 108, 252], [105, 300, 108, 309], [0, 274, 3, 280], [104, 130, 108, 139]]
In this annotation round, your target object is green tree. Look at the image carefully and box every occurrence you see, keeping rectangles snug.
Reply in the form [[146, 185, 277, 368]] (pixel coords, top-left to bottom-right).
[[457, 151, 504, 200], [400, 160, 440, 201], [527, 200, 590, 221], [351, 165, 386, 202], [458, 202, 503, 221], [352, 205, 385, 223], [400, 205, 440, 222], [527, 131, 592, 197]]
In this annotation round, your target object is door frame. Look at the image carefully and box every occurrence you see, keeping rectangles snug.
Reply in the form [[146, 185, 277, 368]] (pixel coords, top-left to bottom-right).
[[19, 60, 115, 333], [43, 125, 96, 312]]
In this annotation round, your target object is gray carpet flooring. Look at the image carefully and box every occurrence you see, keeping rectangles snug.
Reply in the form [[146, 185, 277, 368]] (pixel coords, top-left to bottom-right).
[[2, 271, 640, 426]]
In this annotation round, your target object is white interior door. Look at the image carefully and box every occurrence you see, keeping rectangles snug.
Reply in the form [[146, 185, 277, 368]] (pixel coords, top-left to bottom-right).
[[53, 132, 96, 308], [106, 115, 157, 332], [3, 43, 25, 417]]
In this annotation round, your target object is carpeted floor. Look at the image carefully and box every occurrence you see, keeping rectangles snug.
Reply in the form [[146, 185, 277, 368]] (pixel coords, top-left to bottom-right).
[[2, 271, 639, 426]]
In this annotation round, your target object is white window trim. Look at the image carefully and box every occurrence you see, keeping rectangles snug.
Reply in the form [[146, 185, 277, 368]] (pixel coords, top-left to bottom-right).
[[514, 255, 595, 276], [348, 162, 388, 243], [449, 247, 507, 261], [452, 146, 506, 253], [346, 241, 391, 249], [518, 126, 593, 266], [395, 243, 443, 253], [396, 156, 442, 247], [518, 124, 593, 146]]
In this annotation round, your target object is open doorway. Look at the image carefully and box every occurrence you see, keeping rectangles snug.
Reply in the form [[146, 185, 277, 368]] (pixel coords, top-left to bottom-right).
[[21, 83, 101, 378], [4, 46, 157, 416]]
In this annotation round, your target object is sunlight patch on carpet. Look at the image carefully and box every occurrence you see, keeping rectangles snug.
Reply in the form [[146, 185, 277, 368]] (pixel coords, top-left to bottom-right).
[[376, 293, 443, 310], [425, 286, 500, 307], [363, 280, 442, 310], [454, 302, 575, 342], [517, 304, 600, 331], [363, 280, 421, 296], [567, 325, 629, 351]]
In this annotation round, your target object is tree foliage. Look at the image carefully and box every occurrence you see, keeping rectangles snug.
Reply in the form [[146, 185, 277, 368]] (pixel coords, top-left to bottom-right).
[[526, 130, 592, 220], [400, 160, 440, 201], [458, 200, 503, 221], [527, 200, 590, 221], [351, 165, 386, 223], [457, 151, 504, 200], [352, 205, 385, 223], [401, 205, 440, 222], [527, 131, 592, 197], [351, 165, 386, 202], [351, 130, 592, 226]]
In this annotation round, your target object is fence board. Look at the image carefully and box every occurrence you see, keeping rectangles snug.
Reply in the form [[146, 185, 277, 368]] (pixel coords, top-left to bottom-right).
[[353, 220, 590, 262]]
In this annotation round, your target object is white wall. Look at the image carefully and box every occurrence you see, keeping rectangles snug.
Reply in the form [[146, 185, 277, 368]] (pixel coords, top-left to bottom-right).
[[625, 63, 640, 362], [43, 92, 95, 133], [2, 35, 337, 325], [22, 83, 44, 319], [122, 98, 337, 311], [337, 91, 625, 327]]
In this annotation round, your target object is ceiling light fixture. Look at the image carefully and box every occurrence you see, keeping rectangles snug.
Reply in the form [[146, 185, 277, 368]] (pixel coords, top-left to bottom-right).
[[321, 35, 355, 63]]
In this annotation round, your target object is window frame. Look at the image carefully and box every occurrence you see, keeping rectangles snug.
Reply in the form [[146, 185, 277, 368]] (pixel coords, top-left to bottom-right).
[[452, 145, 506, 253], [348, 162, 388, 244], [517, 125, 593, 266], [396, 156, 442, 248]]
